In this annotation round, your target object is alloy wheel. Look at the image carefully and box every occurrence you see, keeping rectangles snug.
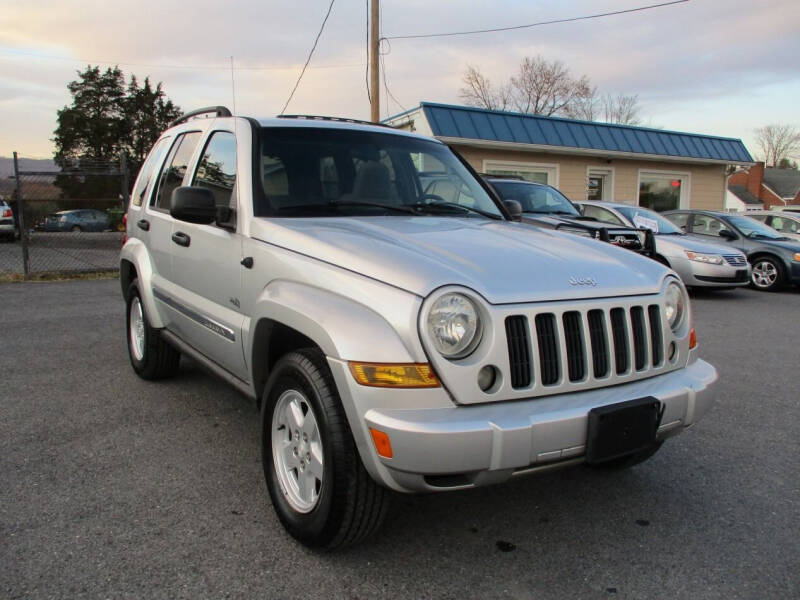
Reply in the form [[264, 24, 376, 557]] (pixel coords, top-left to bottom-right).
[[271, 389, 324, 513]]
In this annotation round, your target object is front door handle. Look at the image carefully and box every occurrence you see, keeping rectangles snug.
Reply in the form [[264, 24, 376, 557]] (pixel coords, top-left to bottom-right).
[[137, 219, 150, 231], [171, 231, 191, 247]]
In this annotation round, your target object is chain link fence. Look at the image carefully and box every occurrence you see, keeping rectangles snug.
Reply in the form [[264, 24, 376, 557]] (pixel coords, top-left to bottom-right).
[[1, 153, 130, 279]]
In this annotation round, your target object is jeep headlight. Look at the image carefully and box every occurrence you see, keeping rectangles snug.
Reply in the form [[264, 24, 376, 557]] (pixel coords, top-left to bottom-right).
[[664, 281, 686, 331], [685, 251, 724, 265], [426, 293, 481, 358]]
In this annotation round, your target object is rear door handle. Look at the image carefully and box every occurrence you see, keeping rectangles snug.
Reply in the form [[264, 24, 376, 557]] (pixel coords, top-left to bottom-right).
[[137, 219, 150, 231], [171, 231, 190, 247]]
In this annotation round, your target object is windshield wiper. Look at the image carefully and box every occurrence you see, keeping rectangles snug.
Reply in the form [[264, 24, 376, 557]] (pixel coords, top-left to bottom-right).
[[414, 201, 501, 220], [333, 201, 416, 214]]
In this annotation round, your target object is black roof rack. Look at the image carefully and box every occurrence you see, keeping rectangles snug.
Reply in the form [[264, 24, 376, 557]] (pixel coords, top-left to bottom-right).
[[169, 106, 232, 128], [277, 114, 390, 128]]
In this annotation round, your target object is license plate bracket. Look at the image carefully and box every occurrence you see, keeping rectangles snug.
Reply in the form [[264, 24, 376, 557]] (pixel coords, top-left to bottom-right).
[[586, 397, 662, 464]]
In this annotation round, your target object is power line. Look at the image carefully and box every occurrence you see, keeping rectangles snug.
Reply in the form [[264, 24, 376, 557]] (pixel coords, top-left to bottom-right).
[[379, 40, 406, 116], [0, 48, 361, 72], [280, 0, 337, 115], [384, 0, 689, 40]]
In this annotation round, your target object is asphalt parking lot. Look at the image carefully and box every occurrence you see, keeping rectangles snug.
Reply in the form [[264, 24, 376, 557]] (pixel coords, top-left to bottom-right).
[[1, 280, 798, 599]]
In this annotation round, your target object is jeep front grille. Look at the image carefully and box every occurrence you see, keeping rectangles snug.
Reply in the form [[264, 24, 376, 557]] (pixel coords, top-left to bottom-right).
[[506, 304, 665, 389], [505, 316, 531, 388]]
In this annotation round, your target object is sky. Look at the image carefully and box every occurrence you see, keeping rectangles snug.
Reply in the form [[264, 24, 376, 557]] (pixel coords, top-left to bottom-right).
[[1, 0, 799, 159]]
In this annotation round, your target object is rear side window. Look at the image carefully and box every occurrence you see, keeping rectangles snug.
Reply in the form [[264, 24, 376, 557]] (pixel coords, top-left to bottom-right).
[[152, 131, 202, 211], [131, 137, 170, 207], [192, 132, 237, 208]]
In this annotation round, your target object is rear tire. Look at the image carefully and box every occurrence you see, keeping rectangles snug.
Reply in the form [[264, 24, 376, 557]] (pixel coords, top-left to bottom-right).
[[126, 279, 180, 379], [262, 349, 390, 549], [70, 225, 82, 233]]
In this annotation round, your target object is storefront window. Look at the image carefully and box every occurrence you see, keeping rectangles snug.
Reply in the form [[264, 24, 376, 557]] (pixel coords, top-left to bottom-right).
[[638, 173, 686, 212], [483, 161, 557, 186]]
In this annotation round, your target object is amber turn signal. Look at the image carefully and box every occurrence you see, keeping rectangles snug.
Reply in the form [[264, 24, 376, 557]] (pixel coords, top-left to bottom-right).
[[689, 328, 697, 349], [349, 362, 440, 388], [369, 428, 393, 459]]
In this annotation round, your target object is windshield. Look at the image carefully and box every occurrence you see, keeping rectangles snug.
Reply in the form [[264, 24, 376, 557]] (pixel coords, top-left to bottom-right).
[[726, 214, 787, 239], [254, 127, 503, 219], [490, 181, 580, 216], [615, 205, 682, 234]]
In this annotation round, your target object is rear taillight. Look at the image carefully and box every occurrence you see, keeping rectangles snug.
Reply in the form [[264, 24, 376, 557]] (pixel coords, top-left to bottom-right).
[[1, 209, 11, 218], [122, 213, 127, 227]]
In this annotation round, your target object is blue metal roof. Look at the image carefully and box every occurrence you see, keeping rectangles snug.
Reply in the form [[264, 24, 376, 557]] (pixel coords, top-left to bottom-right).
[[414, 102, 752, 163]]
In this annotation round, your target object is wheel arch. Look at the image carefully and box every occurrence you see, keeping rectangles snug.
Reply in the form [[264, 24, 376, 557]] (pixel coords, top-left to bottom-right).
[[248, 280, 419, 406]]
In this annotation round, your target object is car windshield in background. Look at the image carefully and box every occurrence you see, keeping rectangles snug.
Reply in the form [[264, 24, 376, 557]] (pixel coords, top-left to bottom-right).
[[490, 181, 580, 217], [616, 205, 683, 234], [255, 127, 503, 219], [726, 214, 787, 239]]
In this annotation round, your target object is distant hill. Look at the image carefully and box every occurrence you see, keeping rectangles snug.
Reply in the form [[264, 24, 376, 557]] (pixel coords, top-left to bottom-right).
[[0, 157, 58, 178]]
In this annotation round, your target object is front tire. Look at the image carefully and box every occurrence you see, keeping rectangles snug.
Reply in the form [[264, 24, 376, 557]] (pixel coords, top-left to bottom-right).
[[262, 350, 390, 549], [126, 280, 180, 379], [750, 256, 784, 291]]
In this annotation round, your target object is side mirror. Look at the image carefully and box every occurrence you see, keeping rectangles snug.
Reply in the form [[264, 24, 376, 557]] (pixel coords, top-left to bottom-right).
[[718, 229, 737, 240], [171, 187, 217, 224], [503, 199, 523, 222]]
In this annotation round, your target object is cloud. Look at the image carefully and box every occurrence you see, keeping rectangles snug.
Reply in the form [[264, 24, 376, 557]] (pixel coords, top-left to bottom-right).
[[1, 0, 798, 155]]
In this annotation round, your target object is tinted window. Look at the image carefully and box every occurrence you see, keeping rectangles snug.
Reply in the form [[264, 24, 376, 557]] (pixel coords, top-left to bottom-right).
[[581, 204, 624, 225], [192, 132, 237, 208], [153, 132, 202, 210], [131, 137, 170, 207], [491, 181, 580, 216]]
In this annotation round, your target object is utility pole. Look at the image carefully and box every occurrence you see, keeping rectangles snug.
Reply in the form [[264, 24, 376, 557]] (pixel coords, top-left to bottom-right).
[[369, 0, 380, 122]]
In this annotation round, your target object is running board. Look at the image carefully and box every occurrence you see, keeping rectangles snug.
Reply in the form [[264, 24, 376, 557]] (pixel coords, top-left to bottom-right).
[[159, 330, 256, 401]]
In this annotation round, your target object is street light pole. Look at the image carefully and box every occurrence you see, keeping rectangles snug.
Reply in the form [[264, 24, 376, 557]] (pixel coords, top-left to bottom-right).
[[369, 0, 380, 122]]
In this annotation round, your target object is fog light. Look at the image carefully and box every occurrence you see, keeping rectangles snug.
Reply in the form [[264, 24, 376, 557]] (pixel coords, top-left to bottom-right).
[[478, 365, 497, 392]]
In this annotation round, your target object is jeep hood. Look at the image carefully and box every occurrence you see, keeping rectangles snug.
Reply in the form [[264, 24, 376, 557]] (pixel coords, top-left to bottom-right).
[[250, 216, 668, 303]]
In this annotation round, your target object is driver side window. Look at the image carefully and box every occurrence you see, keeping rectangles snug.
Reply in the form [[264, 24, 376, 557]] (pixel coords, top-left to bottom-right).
[[692, 214, 731, 237]]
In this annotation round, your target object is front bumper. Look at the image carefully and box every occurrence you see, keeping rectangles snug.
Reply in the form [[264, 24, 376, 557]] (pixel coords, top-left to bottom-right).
[[331, 356, 717, 493], [670, 256, 750, 287]]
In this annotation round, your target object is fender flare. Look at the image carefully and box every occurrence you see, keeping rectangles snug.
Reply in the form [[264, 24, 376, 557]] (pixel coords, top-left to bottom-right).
[[246, 280, 419, 366], [119, 238, 166, 328]]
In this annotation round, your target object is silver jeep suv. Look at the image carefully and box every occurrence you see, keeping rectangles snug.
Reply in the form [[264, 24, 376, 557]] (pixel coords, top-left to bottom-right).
[[121, 107, 718, 548]]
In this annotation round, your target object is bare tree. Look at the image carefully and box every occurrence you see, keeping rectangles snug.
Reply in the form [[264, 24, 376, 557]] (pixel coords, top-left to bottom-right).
[[754, 124, 800, 167], [509, 56, 594, 117], [602, 94, 641, 125], [459, 65, 511, 111], [459, 57, 638, 124]]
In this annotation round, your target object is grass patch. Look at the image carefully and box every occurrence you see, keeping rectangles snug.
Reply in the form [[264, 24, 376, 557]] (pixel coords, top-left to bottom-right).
[[0, 270, 118, 283]]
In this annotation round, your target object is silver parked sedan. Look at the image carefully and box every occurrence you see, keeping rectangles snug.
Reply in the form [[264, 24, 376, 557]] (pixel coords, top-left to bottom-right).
[[578, 201, 750, 288]]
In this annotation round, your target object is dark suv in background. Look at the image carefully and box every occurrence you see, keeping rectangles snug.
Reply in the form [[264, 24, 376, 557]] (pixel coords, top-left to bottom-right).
[[663, 209, 800, 291], [484, 177, 654, 256]]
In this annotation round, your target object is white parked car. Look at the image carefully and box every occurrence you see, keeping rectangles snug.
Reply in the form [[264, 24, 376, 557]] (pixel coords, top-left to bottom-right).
[[578, 201, 750, 289], [745, 210, 800, 242]]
